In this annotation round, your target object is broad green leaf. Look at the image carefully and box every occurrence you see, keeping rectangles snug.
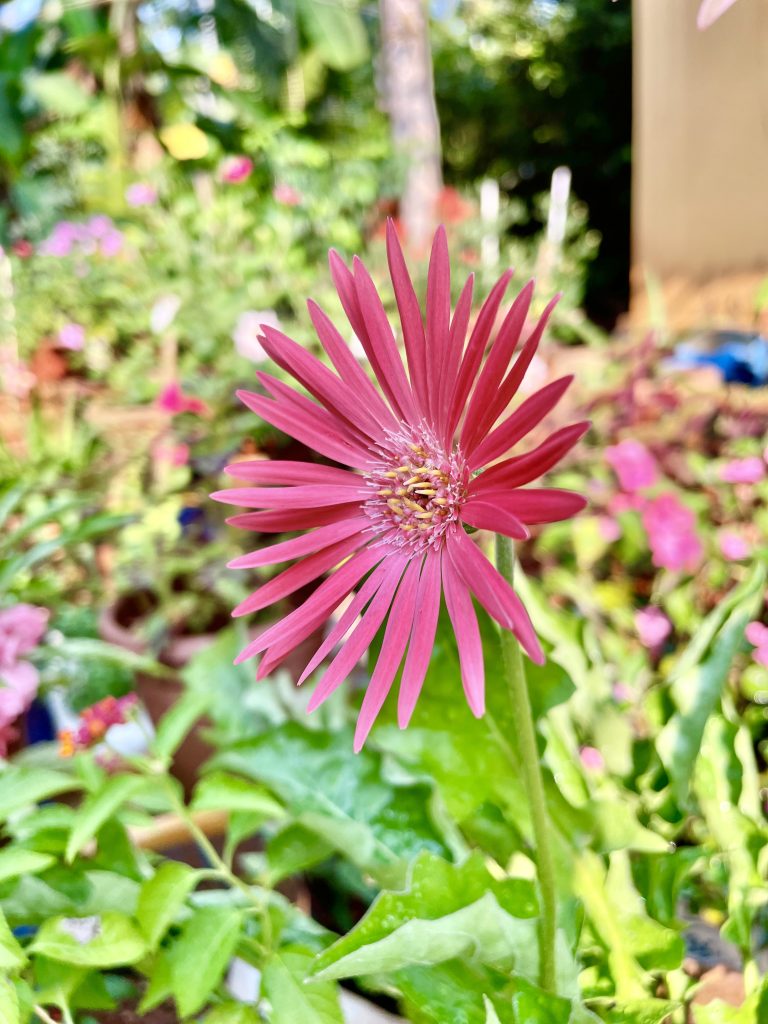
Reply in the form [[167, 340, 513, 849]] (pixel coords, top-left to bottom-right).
[[66, 774, 150, 861], [152, 689, 212, 762], [137, 861, 199, 949], [0, 910, 26, 972], [603, 999, 678, 1024], [313, 851, 538, 982], [31, 912, 148, 968], [26, 71, 93, 117], [263, 946, 343, 1024], [192, 771, 285, 819], [205, 1004, 261, 1024], [657, 566, 765, 809], [296, 0, 369, 71], [2, 871, 140, 926], [0, 848, 56, 884], [168, 905, 242, 1017], [0, 978, 19, 1024], [41, 636, 171, 677], [265, 823, 335, 884], [215, 724, 447, 885], [0, 767, 80, 821]]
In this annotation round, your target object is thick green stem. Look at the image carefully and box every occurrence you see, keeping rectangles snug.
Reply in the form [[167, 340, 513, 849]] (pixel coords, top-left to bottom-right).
[[495, 535, 558, 995]]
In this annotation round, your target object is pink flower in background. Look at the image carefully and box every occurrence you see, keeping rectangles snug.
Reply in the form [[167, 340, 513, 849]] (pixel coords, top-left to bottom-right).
[[579, 746, 605, 773], [125, 182, 158, 207], [0, 347, 35, 398], [597, 515, 621, 543], [0, 604, 48, 754], [220, 156, 253, 184], [156, 381, 208, 417], [718, 530, 750, 561], [720, 457, 765, 484], [39, 221, 79, 257], [59, 694, 138, 757], [606, 439, 658, 492], [152, 440, 190, 467], [641, 493, 703, 572], [635, 606, 672, 649], [273, 182, 301, 206], [233, 310, 281, 363], [57, 322, 86, 350], [213, 222, 588, 750], [698, 0, 740, 29], [745, 622, 768, 668], [99, 229, 124, 257], [607, 492, 645, 516]]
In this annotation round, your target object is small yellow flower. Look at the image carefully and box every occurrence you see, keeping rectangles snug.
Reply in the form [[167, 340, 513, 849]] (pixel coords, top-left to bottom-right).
[[160, 123, 210, 161]]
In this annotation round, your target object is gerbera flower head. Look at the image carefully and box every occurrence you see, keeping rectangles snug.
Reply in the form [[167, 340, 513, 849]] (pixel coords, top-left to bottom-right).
[[213, 223, 587, 750]]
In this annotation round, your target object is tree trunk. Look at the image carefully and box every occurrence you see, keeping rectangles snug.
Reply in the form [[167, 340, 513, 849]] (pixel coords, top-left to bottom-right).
[[379, 0, 443, 252]]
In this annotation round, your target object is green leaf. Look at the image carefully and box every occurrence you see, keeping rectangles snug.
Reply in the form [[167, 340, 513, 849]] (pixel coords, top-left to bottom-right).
[[66, 775, 150, 862], [296, 0, 369, 71], [168, 906, 242, 1017], [0, 910, 26, 972], [312, 851, 538, 982], [41, 636, 172, 677], [137, 861, 199, 950], [657, 566, 766, 809], [192, 771, 285, 819], [602, 999, 679, 1024], [484, 995, 502, 1024], [26, 71, 93, 117], [263, 946, 343, 1024], [0, 767, 80, 821], [31, 912, 148, 968], [0, 978, 19, 1024], [205, 1004, 261, 1024], [215, 723, 447, 885], [2, 870, 140, 926], [0, 847, 56, 884], [265, 824, 335, 885], [152, 689, 212, 762]]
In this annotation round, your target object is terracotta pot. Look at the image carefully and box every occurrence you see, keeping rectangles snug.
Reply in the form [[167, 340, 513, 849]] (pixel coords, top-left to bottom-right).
[[99, 598, 321, 794]]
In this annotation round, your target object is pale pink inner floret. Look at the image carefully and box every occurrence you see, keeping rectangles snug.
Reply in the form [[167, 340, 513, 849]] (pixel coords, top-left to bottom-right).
[[363, 427, 469, 553]]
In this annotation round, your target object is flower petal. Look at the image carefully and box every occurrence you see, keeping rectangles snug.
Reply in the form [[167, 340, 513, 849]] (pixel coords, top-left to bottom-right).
[[233, 533, 366, 618], [306, 556, 409, 713], [224, 460, 361, 487], [398, 549, 442, 728], [482, 488, 587, 525], [354, 557, 421, 751], [460, 500, 530, 540], [447, 528, 544, 664], [446, 270, 514, 440], [442, 555, 484, 716], [386, 219, 429, 415], [211, 484, 366, 511], [470, 421, 590, 491], [228, 517, 368, 569], [467, 375, 574, 470], [425, 225, 451, 419], [439, 273, 474, 445], [226, 505, 361, 533]]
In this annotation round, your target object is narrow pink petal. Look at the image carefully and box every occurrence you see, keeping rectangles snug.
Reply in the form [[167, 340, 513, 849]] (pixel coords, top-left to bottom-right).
[[306, 556, 408, 713], [425, 226, 451, 418], [236, 389, 369, 468], [352, 256, 419, 422], [386, 219, 429, 415], [258, 325, 383, 440], [438, 274, 474, 445], [298, 559, 395, 683], [398, 549, 441, 728], [233, 533, 366, 618], [470, 421, 590, 491], [235, 545, 382, 664], [224, 460, 361, 487], [461, 281, 534, 452], [354, 557, 421, 751], [307, 299, 398, 431], [447, 528, 544, 664], [228, 517, 367, 569], [467, 375, 574, 469], [442, 556, 484, 717], [226, 505, 360, 533], [487, 488, 587, 524], [460, 500, 530, 541], [446, 270, 514, 440], [469, 294, 559, 449], [211, 484, 366, 510], [256, 374, 373, 454]]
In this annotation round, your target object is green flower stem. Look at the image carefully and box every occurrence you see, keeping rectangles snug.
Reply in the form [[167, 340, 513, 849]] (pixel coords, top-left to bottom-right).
[[495, 534, 558, 995]]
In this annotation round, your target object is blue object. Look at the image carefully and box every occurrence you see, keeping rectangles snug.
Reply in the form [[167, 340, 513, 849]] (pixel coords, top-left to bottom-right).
[[24, 698, 55, 744], [667, 332, 768, 386]]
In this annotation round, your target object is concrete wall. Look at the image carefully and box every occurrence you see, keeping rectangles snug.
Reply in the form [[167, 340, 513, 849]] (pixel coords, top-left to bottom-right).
[[631, 0, 768, 328]]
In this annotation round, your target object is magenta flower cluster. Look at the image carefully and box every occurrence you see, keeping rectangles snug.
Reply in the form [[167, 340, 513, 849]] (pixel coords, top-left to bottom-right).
[[0, 604, 48, 756]]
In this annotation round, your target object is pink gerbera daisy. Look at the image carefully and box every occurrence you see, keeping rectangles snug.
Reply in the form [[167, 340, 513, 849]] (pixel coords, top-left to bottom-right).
[[213, 223, 587, 750]]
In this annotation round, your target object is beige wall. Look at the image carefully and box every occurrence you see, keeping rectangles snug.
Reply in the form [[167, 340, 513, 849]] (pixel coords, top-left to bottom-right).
[[632, 0, 768, 328]]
